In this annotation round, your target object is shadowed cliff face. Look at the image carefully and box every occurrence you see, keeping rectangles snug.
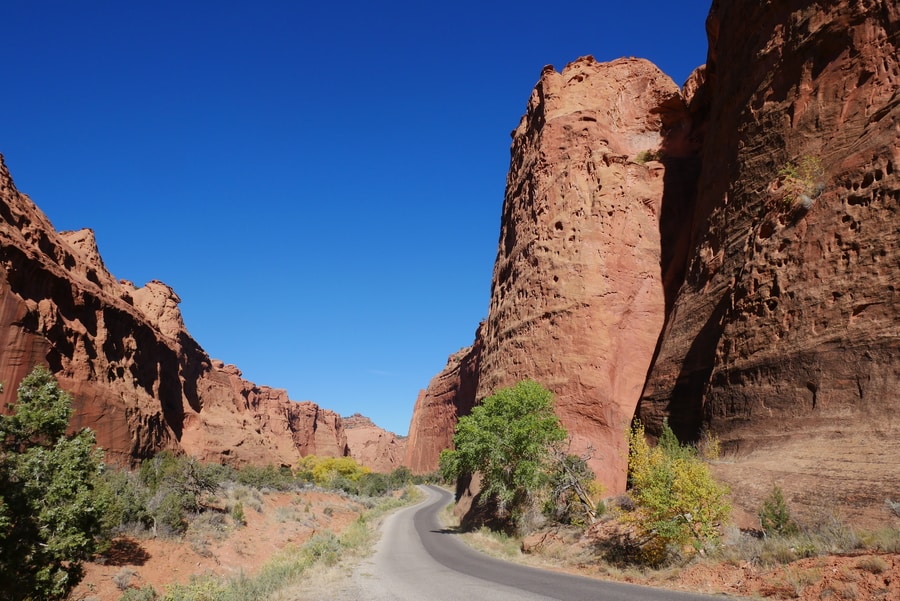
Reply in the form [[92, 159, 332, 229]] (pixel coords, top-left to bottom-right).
[[0, 155, 350, 467], [638, 0, 900, 522]]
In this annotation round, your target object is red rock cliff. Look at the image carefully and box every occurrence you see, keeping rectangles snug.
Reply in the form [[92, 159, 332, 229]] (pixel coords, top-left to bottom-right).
[[408, 2, 898, 521], [639, 0, 899, 522], [473, 56, 688, 493], [0, 155, 349, 466], [404, 326, 482, 474], [343, 413, 407, 473]]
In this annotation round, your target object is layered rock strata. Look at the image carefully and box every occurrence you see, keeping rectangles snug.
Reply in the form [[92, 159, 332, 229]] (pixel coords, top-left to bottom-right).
[[0, 155, 350, 466], [638, 0, 900, 522]]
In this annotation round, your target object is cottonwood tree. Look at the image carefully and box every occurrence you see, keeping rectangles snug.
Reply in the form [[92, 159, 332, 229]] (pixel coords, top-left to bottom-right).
[[439, 380, 569, 528], [0, 366, 111, 601]]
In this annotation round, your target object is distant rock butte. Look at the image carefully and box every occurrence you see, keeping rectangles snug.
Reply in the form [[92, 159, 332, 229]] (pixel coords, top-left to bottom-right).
[[342, 413, 407, 473], [0, 155, 400, 469], [406, 1, 899, 523]]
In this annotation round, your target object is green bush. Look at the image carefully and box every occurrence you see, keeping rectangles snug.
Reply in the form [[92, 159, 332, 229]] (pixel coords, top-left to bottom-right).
[[635, 149, 661, 164], [0, 366, 114, 601], [235, 464, 295, 490], [626, 420, 731, 560], [302, 532, 342, 566], [774, 155, 825, 210]]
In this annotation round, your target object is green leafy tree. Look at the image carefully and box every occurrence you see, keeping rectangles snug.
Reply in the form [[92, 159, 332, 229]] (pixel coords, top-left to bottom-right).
[[0, 366, 111, 601], [439, 380, 567, 525], [627, 420, 730, 558]]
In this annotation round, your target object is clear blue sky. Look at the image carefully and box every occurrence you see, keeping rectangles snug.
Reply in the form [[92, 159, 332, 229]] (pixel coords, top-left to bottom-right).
[[3, 1, 710, 436]]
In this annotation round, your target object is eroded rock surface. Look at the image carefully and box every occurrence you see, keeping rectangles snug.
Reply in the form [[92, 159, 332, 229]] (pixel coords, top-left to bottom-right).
[[638, 0, 900, 522], [472, 57, 687, 493], [0, 155, 350, 467], [410, 2, 898, 523]]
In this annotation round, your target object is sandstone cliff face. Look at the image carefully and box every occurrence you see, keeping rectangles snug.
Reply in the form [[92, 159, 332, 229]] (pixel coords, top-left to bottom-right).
[[638, 0, 900, 521], [474, 57, 688, 493], [403, 327, 482, 474], [343, 413, 406, 473], [0, 155, 349, 467], [409, 2, 898, 522]]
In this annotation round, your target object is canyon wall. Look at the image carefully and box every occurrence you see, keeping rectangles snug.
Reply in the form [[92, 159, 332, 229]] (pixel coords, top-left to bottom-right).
[[403, 327, 482, 474], [639, 0, 900, 521], [407, 0, 899, 519], [0, 155, 353, 467]]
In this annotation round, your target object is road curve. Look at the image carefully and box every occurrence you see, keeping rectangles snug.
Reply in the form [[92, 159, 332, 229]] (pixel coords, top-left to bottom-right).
[[309, 485, 731, 601]]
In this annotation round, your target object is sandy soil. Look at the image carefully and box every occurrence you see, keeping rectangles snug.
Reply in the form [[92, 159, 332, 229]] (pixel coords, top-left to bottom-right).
[[72, 489, 364, 601]]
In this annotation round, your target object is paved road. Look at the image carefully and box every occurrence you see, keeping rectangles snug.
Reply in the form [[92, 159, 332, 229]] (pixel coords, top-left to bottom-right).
[[301, 485, 732, 601]]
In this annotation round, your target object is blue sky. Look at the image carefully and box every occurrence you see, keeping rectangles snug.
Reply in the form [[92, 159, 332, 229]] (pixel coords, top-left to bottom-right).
[[3, 1, 710, 436]]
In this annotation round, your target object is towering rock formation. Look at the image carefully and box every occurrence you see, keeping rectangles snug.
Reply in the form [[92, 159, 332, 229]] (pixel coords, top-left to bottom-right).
[[475, 57, 692, 492], [404, 328, 482, 474], [405, 57, 693, 492], [0, 155, 350, 466], [408, 1, 899, 520], [639, 0, 900, 521], [343, 413, 407, 473]]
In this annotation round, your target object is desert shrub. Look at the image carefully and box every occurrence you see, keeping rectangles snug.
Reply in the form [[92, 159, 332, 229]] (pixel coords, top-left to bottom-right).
[[302, 532, 342, 566], [759, 485, 798, 536], [162, 575, 227, 601], [635, 149, 661, 164], [113, 567, 139, 591], [772, 155, 825, 210], [356, 472, 389, 496], [138, 452, 221, 536], [235, 464, 295, 490], [388, 465, 413, 489], [149, 489, 191, 536], [188, 511, 229, 540], [225, 483, 263, 513], [119, 585, 159, 601], [860, 526, 900, 553], [231, 501, 246, 526], [626, 420, 731, 558], [101, 467, 152, 531], [856, 555, 888, 574]]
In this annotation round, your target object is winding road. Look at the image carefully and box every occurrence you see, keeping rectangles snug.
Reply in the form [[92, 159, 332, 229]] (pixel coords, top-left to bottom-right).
[[299, 485, 733, 601]]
